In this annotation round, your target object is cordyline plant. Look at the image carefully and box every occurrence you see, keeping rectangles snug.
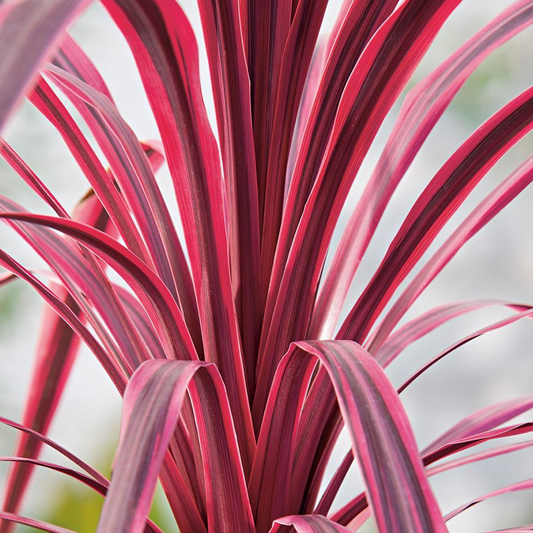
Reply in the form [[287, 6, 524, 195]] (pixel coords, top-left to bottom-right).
[[1, 0, 533, 531]]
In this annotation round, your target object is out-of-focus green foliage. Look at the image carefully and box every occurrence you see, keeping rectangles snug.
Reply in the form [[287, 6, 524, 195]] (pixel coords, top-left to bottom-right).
[[43, 448, 179, 533]]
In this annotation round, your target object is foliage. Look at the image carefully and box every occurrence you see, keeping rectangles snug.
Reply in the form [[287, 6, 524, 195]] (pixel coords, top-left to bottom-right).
[[1, 0, 533, 532]]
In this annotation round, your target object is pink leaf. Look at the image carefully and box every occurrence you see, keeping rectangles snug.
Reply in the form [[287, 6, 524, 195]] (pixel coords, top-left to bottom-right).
[[255, 0, 463, 422], [270, 515, 351, 533], [101, 0, 255, 465], [259, 0, 329, 295], [0, 190, 114, 527], [252, 340, 446, 533], [96, 360, 254, 533], [0, 0, 88, 131], [197, 0, 262, 393], [313, 0, 533, 337], [340, 82, 533, 345]]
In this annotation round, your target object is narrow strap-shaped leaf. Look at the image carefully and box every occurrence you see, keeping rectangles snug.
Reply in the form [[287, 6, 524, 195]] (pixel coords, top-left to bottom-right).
[[28, 78, 151, 266], [0, 249, 125, 392], [197, 0, 262, 393], [241, 0, 291, 226], [0, 138, 68, 217], [49, 51, 201, 344], [445, 479, 533, 522], [96, 360, 255, 533], [0, 212, 197, 363], [0, 415, 107, 485], [426, 439, 533, 477], [297, 340, 446, 532], [297, 305, 533, 512], [339, 84, 533, 345], [0, 458, 186, 533], [0, 0, 88, 131], [56, 34, 115, 102], [424, 422, 533, 470], [0, 456, 108, 495], [113, 285, 167, 360], [0, 190, 114, 526], [259, 0, 329, 294], [0, 199, 150, 371], [333, 424, 533, 526], [0, 512, 77, 533], [285, 38, 328, 194], [314, 451, 354, 516], [255, 0, 462, 421], [374, 300, 531, 367], [278, 0, 398, 305], [312, 0, 533, 338], [2, 208, 204, 530], [485, 526, 533, 533], [398, 308, 533, 395], [424, 395, 533, 456], [101, 0, 255, 465], [269, 515, 352, 533], [51, 40, 202, 352], [45, 64, 189, 313], [367, 153, 533, 353], [158, 454, 208, 533], [251, 340, 446, 533], [334, 404, 533, 525], [323, 337, 533, 519], [319, 409, 533, 518]]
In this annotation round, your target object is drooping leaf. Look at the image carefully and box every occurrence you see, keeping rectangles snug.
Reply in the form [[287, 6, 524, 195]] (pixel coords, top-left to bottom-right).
[[269, 515, 351, 533], [251, 340, 446, 533], [333, 397, 533, 526], [0, 0, 88, 131], [0, 512, 77, 533], [374, 300, 531, 367], [444, 479, 533, 522], [0, 249, 125, 392], [0, 189, 113, 526], [0, 209, 197, 364], [96, 360, 254, 533]]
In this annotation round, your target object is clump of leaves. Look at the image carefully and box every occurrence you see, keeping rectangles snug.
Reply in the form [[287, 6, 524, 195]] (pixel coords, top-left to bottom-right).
[[1, 1, 533, 532]]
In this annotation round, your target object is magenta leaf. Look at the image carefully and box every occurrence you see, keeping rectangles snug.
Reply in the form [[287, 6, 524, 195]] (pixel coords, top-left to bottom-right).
[[251, 340, 446, 533], [3, 0, 533, 531], [0, 0, 89, 131], [445, 479, 533, 522], [313, 0, 533, 337], [255, 0, 463, 421], [197, 0, 262, 388], [0, 189, 113, 524], [340, 84, 533, 344], [96, 360, 254, 533], [270, 515, 351, 533], [100, 0, 255, 465]]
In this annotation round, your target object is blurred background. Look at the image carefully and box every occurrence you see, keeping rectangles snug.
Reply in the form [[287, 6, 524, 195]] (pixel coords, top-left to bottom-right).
[[1, 0, 533, 531]]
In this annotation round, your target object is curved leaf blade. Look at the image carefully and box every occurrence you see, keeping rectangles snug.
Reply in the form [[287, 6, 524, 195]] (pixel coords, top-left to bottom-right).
[[96, 360, 254, 533]]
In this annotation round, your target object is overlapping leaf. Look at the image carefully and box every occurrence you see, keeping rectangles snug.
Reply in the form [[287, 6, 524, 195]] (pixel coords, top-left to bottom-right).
[[2, 0, 533, 532]]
